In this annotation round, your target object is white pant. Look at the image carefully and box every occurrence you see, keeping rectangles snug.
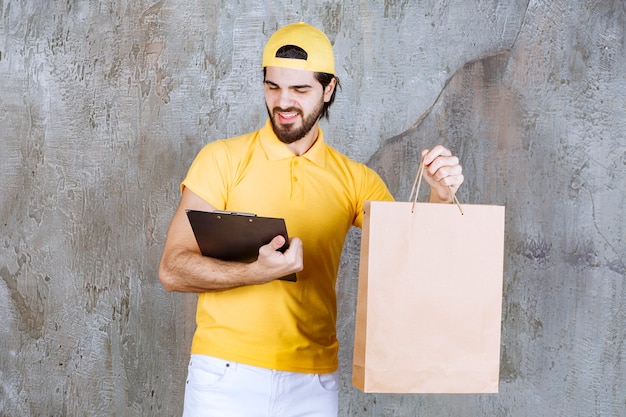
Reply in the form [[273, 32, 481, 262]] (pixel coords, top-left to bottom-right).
[[182, 354, 339, 417]]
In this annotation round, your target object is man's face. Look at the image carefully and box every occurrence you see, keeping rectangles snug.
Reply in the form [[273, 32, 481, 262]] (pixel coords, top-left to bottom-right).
[[264, 66, 335, 144]]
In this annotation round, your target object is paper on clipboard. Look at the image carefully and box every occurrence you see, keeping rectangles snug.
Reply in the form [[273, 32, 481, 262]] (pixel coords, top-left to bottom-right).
[[186, 209, 297, 282]]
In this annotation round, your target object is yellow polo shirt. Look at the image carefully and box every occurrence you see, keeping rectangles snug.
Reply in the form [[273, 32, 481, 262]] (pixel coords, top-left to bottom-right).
[[182, 119, 393, 373]]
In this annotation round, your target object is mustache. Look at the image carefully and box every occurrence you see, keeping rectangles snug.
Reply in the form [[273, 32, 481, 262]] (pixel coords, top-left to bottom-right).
[[272, 107, 302, 115]]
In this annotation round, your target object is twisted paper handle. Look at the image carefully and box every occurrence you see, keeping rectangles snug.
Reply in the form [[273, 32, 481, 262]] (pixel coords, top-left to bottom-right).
[[409, 159, 463, 215]]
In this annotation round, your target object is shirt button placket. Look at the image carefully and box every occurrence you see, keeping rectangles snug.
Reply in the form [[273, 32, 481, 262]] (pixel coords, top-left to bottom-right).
[[291, 158, 303, 200]]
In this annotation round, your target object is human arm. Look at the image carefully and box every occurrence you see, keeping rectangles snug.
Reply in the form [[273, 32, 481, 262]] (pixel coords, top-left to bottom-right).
[[420, 145, 465, 203], [158, 188, 303, 292]]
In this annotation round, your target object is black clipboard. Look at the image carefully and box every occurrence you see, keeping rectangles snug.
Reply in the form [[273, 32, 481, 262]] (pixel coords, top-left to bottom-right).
[[186, 209, 297, 282]]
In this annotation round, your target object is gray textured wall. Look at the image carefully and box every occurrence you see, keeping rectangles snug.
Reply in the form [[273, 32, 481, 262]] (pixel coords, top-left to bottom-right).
[[1, 1, 624, 416]]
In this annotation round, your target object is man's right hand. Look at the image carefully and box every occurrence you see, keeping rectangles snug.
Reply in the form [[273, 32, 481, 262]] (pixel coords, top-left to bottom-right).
[[254, 235, 304, 283]]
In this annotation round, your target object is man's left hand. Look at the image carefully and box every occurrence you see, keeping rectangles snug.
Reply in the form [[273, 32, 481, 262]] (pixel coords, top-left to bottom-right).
[[421, 145, 464, 203]]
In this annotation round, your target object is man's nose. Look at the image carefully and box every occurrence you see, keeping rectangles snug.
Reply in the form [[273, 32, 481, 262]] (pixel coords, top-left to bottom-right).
[[277, 90, 296, 109]]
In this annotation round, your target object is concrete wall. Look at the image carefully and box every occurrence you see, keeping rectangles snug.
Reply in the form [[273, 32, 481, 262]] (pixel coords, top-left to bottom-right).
[[1, 0, 624, 415]]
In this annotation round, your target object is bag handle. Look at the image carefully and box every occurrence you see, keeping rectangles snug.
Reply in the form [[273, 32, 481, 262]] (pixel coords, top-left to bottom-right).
[[409, 159, 464, 215]]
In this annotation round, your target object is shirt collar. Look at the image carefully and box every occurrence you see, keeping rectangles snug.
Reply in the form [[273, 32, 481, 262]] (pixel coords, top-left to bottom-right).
[[259, 119, 326, 167]]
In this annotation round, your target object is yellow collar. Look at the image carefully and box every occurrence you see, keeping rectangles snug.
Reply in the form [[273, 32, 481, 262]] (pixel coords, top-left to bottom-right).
[[259, 119, 326, 167]]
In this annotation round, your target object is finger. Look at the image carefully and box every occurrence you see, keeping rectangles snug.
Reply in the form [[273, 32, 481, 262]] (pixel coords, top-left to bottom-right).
[[428, 157, 461, 179], [266, 235, 286, 251], [286, 238, 304, 270], [421, 145, 452, 165], [438, 170, 464, 188], [287, 237, 303, 251]]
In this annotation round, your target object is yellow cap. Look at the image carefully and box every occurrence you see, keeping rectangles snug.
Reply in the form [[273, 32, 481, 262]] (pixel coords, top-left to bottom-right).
[[262, 22, 335, 75]]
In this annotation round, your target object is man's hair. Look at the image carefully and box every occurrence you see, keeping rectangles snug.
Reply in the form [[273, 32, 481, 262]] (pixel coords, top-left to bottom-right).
[[314, 71, 340, 120], [264, 45, 341, 120]]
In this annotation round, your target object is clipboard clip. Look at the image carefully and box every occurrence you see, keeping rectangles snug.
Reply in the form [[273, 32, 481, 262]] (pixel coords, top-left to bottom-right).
[[213, 210, 257, 217]]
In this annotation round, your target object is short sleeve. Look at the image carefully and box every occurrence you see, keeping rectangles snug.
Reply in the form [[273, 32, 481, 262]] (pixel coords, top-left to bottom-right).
[[181, 140, 232, 210], [353, 165, 394, 228]]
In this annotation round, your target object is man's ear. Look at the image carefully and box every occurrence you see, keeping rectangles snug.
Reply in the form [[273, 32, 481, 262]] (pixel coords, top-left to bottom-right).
[[323, 77, 337, 102]]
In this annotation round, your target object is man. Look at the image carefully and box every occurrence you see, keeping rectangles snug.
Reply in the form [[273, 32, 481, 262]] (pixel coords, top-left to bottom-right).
[[159, 22, 464, 417]]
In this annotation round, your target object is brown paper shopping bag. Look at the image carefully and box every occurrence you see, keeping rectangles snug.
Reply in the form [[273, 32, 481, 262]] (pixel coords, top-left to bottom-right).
[[353, 161, 505, 393]]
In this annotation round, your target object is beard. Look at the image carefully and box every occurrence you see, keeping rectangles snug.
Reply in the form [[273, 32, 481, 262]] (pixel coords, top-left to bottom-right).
[[267, 98, 325, 144]]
